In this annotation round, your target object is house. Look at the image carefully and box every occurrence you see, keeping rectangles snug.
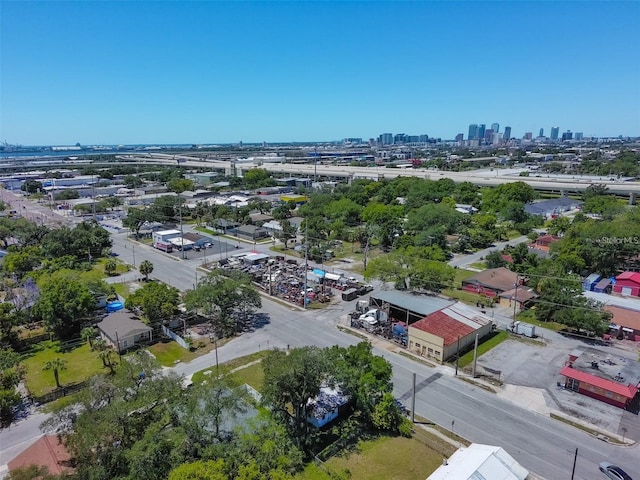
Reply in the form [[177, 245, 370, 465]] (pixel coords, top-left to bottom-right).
[[498, 287, 538, 311], [408, 303, 493, 363], [529, 234, 561, 252], [524, 197, 583, 217], [96, 311, 153, 352], [427, 443, 529, 480], [306, 385, 350, 428], [461, 267, 521, 297], [210, 218, 240, 234], [234, 224, 269, 241], [582, 273, 602, 292], [613, 272, 640, 297], [605, 305, 640, 341], [248, 212, 273, 225], [7, 435, 73, 476], [559, 365, 638, 410]]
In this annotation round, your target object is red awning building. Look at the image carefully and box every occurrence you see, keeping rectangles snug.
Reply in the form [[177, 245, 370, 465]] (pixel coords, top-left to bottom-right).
[[559, 366, 639, 409]]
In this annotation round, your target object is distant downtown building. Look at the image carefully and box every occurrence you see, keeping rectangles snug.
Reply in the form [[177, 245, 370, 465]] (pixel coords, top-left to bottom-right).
[[539, 128, 544, 137], [503, 126, 511, 141], [562, 130, 573, 141], [477, 124, 486, 140], [468, 124, 478, 140], [550, 126, 560, 140], [491, 122, 499, 133]]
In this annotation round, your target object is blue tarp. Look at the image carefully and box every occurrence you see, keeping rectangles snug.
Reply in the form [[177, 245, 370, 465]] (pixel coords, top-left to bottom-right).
[[312, 269, 326, 277]]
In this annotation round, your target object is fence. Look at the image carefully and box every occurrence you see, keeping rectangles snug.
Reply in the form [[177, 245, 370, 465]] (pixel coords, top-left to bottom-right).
[[238, 383, 262, 403], [161, 325, 190, 350], [31, 380, 88, 405]]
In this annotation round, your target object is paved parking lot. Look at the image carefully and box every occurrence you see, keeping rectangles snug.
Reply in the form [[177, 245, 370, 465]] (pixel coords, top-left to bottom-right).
[[477, 333, 640, 440]]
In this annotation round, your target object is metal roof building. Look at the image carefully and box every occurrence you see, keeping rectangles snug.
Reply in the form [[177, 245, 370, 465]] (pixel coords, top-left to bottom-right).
[[427, 443, 528, 480], [369, 290, 454, 325]]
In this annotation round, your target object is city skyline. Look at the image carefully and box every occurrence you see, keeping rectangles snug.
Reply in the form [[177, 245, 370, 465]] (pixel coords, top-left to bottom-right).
[[1, 1, 639, 145]]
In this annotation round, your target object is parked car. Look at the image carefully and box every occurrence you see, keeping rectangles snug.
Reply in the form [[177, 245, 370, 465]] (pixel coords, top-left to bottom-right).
[[599, 462, 633, 480]]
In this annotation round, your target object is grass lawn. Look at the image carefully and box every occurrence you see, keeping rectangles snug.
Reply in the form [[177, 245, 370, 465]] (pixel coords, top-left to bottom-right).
[[229, 362, 264, 391], [442, 288, 485, 306], [457, 331, 509, 368], [468, 262, 486, 270], [517, 310, 566, 332], [147, 338, 227, 367], [191, 351, 270, 385], [22, 342, 104, 397], [112, 282, 131, 299], [297, 434, 452, 480]]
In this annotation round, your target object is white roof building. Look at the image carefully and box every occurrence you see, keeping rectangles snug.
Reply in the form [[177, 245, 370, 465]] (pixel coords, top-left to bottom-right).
[[427, 444, 529, 480]]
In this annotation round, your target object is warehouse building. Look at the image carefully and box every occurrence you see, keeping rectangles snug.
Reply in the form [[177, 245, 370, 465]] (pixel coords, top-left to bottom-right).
[[408, 303, 493, 363]]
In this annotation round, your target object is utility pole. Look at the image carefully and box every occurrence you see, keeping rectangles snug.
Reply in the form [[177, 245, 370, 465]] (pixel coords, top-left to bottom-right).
[[132, 244, 136, 267], [411, 372, 416, 423], [512, 274, 519, 327], [178, 193, 186, 259], [303, 219, 308, 310], [455, 335, 461, 376], [570, 448, 578, 480], [472, 333, 479, 378], [91, 175, 96, 221], [314, 146, 318, 183]]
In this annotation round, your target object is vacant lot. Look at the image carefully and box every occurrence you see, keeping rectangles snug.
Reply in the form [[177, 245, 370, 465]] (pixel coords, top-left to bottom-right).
[[297, 433, 453, 480], [22, 342, 103, 396]]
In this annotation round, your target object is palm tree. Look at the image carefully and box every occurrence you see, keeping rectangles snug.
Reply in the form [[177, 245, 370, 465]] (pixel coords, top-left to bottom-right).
[[43, 358, 67, 389], [104, 258, 117, 276], [139, 260, 154, 281], [99, 349, 116, 374], [81, 326, 96, 349]]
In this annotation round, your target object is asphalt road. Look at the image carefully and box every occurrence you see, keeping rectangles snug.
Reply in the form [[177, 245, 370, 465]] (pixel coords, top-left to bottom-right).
[[2, 231, 639, 479]]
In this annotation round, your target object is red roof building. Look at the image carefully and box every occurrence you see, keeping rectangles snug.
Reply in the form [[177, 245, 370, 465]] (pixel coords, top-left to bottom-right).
[[408, 303, 493, 363], [559, 366, 639, 409], [529, 235, 561, 252], [613, 272, 640, 297], [8, 435, 73, 476]]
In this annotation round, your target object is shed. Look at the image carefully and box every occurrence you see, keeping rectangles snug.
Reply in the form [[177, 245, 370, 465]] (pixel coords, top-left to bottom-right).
[[613, 272, 640, 297], [583, 273, 601, 292], [242, 253, 270, 265], [593, 277, 612, 293], [96, 311, 153, 352], [498, 287, 538, 310]]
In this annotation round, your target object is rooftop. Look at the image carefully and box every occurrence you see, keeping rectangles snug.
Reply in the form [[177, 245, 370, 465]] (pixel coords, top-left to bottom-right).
[[96, 311, 152, 341], [370, 290, 454, 317], [560, 366, 638, 399], [462, 267, 520, 293], [8, 435, 73, 475], [411, 303, 491, 346], [427, 443, 528, 480], [605, 305, 640, 331]]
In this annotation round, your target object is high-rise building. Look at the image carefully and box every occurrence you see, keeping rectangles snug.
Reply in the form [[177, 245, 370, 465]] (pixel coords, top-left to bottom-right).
[[468, 124, 478, 140], [419, 134, 429, 143], [478, 124, 486, 140], [550, 127, 559, 140], [539, 128, 544, 138], [394, 133, 407, 144], [562, 130, 573, 141], [491, 123, 500, 133], [523, 132, 533, 141], [455, 133, 464, 142], [484, 129, 494, 141], [575, 132, 583, 141], [492, 132, 502, 145], [503, 126, 511, 141], [379, 133, 393, 145]]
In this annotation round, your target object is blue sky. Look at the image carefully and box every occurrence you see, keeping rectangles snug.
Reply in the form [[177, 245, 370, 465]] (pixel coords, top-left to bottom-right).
[[1, 1, 639, 145]]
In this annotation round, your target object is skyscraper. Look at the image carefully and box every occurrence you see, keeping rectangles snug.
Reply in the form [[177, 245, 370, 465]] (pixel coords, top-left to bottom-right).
[[562, 130, 573, 141], [478, 124, 486, 140], [503, 126, 511, 141], [575, 132, 583, 141], [379, 133, 393, 145], [468, 124, 478, 140], [491, 123, 499, 133], [539, 128, 544, 138], [550, 127, 559, 140]]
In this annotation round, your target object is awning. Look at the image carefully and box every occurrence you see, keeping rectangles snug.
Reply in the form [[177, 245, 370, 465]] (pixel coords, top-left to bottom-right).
[[325, 272, 342, 281]]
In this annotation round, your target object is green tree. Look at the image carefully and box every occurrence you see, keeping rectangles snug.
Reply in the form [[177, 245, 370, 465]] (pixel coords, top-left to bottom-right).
[[20, 180, 43, 195], [81, 327, 97, 349], [168, 460, 228, 480], [243, 169, 273, 188], [261, 347, 330, 454], [168, 178, 195, 194], [0, 348, 22, 427], [124, 175, 144, 188], [123, 207, 156, 238], [184, 270, 261, 336], [104, 258, 117, 276], [125, 281, 179, 325], [44, 358, 67, 389], [33, 271, 95, 339], [485, 250, 507, 269], [139, 260, 154, 281]]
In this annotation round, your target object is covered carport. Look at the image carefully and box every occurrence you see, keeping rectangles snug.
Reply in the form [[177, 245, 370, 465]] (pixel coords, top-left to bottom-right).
[[368, 290, 454, 326]]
